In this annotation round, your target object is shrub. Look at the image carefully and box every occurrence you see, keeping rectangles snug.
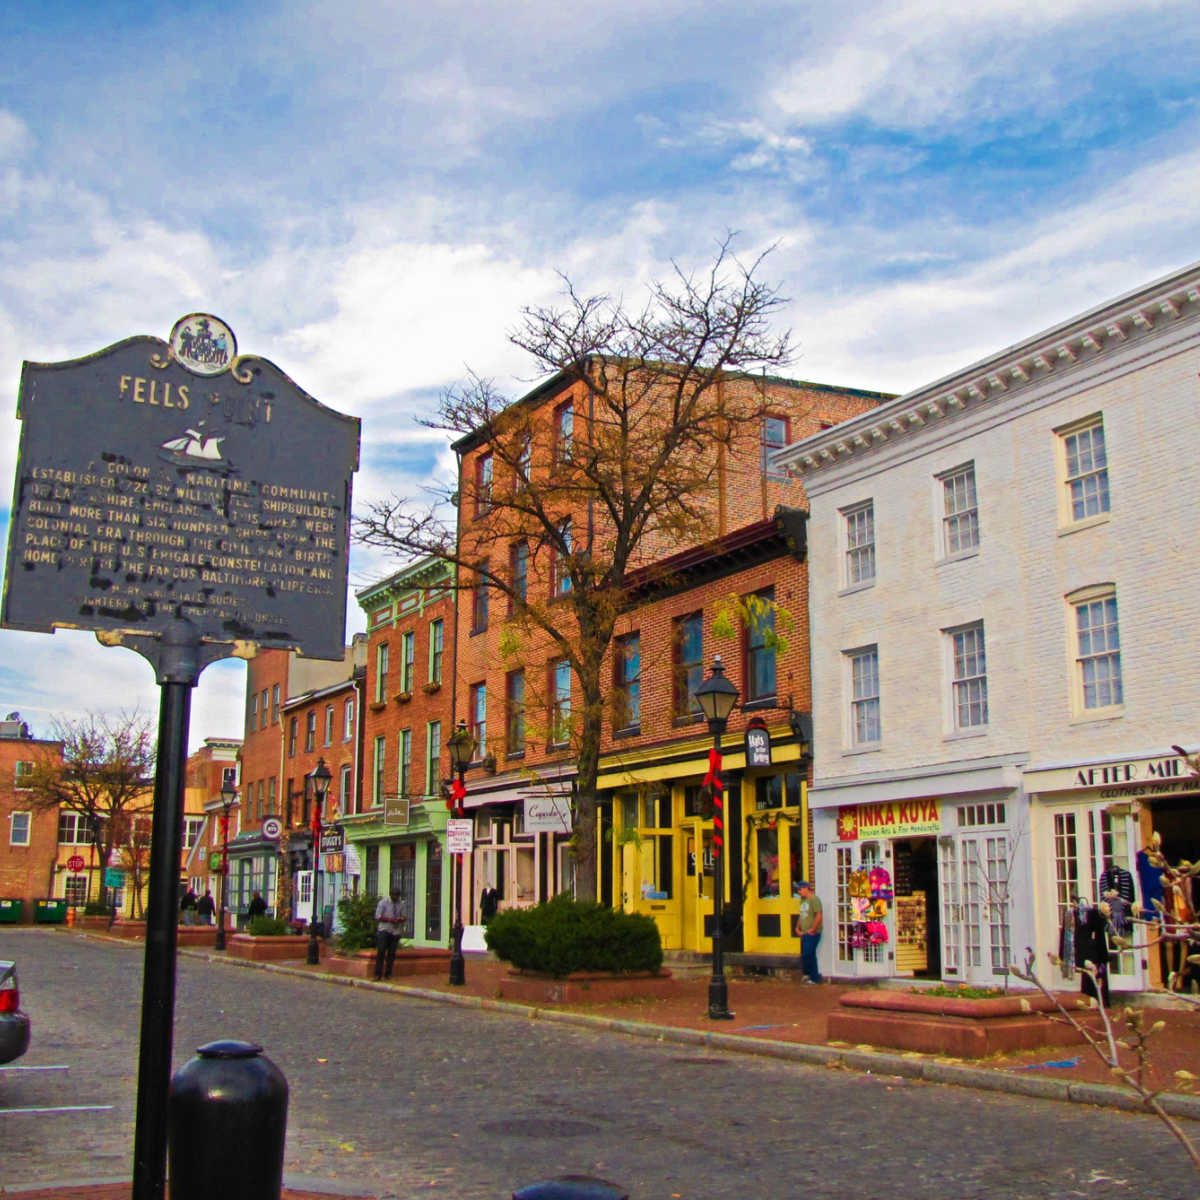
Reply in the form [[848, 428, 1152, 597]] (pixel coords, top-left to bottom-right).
[[247, 915, 288, 937], [335, 893, 381, 953], [83, 901, 111, 916], [484, 893, 663, 978]]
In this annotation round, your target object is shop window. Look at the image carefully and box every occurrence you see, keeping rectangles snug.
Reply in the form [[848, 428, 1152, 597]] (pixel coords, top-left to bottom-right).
[[788, 823, 805, 898], [365, 845, 379, 898], [755, 772, 804, 810], [756, 825, 780, 898], [514, 845, 536, 902]]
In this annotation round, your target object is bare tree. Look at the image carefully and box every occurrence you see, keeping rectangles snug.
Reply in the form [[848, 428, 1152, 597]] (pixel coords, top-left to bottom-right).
[[22, 711, 155, 904], [356, 237, 793, 898]]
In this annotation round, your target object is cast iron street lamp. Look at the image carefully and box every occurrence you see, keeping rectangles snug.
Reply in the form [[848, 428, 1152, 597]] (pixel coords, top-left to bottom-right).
[[214, 777, 237, 951], [306, 758, 332, 966], [446, 721, 476, 986], [695, 655, 739, 1020]]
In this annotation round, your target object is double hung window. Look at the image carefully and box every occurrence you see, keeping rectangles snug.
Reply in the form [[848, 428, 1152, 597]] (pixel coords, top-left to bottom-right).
[[848, 646, 881, 746], [939, 463, 979, 556], [843, 501, 875, 586]]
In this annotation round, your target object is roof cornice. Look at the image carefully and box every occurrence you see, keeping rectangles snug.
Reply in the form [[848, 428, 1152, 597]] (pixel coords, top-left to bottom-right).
[[777, 259, 1200, 476], [355, 554, 453, 607]]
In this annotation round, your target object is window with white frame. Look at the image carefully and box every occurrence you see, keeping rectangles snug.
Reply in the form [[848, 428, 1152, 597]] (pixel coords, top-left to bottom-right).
[[183, 815, 205, 850], [272, 684, 280, 723], [339, 763, 351, 813], [1059, 415, 1110, 523], [64, 874, 89, 905], [470, 683, 487, 757], [948, 622, 988, 730], [324, 704, 334, 746], [9, 811, 31, 846], [761, 414, 788, 479], [305, 711, 316, 752], [1070, 586, 1122, 711], [842, 501, 875, 587], [847, 646, 881, 746], [343, 697, 355, 741], [939, 462, 979, 556], [549, 659, 571, 747], [58, 811, 94, 844]]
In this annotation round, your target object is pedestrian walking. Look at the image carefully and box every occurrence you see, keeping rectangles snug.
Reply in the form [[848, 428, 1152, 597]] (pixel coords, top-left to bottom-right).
[[180, 888, 198, 926], [794, 880, 823, 983], [373, 889, 405, 980], [196, 889, 215, 925], [246, 890, 268, 919]]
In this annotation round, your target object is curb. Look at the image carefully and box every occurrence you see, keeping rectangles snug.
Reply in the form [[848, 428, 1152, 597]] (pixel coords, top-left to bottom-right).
[[82, 932, 1200, 1124]]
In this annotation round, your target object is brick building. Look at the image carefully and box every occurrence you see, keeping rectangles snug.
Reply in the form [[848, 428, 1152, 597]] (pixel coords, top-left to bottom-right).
[[777, 259, 1200, 990], [0, 713, 60, 922], [352, 556, 455, 946], [232, 641, 363, 923], [450, 363, 888, 954], [181, 738, 241, 929]]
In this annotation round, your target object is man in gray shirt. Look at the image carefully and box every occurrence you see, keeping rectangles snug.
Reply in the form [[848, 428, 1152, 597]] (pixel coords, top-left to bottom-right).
[[373, 889, 405, 980]]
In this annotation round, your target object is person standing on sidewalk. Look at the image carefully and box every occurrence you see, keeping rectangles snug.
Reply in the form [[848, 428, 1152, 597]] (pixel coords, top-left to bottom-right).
[[373, 889, 405, 980], [794, 880, 823, 983]]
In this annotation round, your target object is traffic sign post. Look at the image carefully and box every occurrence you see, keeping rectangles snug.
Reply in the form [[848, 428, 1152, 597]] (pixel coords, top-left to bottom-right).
[[1, 315, 359, 1200], [67, 854, 86, 872]]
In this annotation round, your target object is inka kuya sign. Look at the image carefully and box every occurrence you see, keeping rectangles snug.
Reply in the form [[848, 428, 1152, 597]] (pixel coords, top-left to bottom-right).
[[836, 799, 941, 841], [2, 315, 360, 661]]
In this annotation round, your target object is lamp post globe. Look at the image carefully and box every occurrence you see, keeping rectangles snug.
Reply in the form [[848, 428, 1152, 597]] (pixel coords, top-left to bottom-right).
[[306, 758, 332, 966], [446, 721, 475, 986], [214, 778, 237, 952], [694, 656, 739, 1020]]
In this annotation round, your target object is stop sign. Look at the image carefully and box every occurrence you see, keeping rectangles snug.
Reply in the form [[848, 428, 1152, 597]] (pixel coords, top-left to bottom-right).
[[67, 854, 86, 871]]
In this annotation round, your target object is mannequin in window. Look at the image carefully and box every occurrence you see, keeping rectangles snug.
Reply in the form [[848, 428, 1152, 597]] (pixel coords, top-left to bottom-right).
[[1073, 899, 1112, 1006], [1097, 858, 1135, 935]]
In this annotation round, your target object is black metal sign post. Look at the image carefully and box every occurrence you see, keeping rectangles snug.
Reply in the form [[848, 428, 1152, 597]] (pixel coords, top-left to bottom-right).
[[2, 315, 359, 1200]]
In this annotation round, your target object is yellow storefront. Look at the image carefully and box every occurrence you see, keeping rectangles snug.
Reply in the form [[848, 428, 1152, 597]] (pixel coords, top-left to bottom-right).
[[599, 725, 810, 960]]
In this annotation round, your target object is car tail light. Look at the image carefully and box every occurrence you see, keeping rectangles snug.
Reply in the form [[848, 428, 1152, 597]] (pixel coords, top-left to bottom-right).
[[0, 984, 18, 1014]]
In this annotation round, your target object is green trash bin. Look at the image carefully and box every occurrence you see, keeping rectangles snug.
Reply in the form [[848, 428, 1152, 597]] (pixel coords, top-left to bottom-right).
[[0, 899, 22, 924], [34, 898, 67, 924]]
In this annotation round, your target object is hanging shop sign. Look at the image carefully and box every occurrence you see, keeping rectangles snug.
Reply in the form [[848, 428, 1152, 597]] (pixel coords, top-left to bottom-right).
[[744, 719, 772, 768], [383, 796, 410, 825], [836, 799, 941, 841], [320, 825, 344, 854], [2, 314, 360, 661], [523, 795, 572, 834], [344, 843, 361, 877]]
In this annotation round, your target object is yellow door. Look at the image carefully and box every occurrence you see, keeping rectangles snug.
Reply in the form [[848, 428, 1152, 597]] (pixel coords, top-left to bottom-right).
[[679, 818, 714, 952]]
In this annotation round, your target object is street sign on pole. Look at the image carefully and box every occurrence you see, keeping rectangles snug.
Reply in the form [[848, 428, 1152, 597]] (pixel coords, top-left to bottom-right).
[[105, 868, 125, 889], [1, 315, 360, 1200], [261, 816, 282, 841], [446, 818, 473, 855]]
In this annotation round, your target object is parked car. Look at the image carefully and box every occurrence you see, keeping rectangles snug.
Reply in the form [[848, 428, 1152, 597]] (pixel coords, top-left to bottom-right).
[[0, 960, 30, 1064]]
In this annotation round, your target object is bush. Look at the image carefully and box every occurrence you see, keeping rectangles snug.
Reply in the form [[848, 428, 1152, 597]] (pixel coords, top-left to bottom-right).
[[484, 893, 663, 978], [247, 915, 288, 937], [335, 893, 381, 953], [83, 901, 111, 916]]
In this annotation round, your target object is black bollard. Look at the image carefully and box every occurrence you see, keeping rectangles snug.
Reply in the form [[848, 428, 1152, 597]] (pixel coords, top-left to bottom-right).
[[513, 1178, 628, 1200], [168, 1039, 288, 1200]]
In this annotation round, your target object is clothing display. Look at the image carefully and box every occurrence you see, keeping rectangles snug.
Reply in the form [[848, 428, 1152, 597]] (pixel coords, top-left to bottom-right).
[[1136, 848, 1165, 922], [868, 866, 894, 901], [1098, 864, 1135, 933], [1073, 902, 1112, 1006]]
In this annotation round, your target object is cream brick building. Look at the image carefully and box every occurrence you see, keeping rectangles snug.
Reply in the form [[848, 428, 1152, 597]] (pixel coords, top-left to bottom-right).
[[777, 261, 1200, 990]]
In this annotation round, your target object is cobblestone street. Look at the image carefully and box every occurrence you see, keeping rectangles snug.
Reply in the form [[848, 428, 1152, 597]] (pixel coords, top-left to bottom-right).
[[3, 930, 1198, 1200]]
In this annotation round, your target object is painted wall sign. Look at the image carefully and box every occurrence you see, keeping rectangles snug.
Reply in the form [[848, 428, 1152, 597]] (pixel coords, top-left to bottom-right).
[[446, 818, 474, 855], [523, 795, 572, 834], [745, 722, 772, 768], [2, 315, 360, 661], [836, 799, 941, 841]]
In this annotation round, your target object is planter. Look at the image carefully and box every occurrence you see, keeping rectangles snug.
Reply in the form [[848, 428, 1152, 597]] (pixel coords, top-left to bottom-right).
[[227, 933, 314, 962], [110, 920, 145, 939], [497, 968, 680, 1005], [326, 947, 452, 979], [828, 989, 1086, 1058], [77, 914, 113, 932]]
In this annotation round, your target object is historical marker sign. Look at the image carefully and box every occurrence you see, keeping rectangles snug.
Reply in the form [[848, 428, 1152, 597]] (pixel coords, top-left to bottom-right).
[[2, 315, 360, 661]]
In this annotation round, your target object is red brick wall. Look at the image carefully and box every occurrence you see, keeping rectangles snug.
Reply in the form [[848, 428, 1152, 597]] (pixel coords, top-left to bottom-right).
[[239, 649, 289, 828], [0, 738, 62, 916]]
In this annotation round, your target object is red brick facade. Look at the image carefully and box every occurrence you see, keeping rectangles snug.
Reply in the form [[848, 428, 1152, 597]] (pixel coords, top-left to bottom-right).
[[0, 718, 60, 921]]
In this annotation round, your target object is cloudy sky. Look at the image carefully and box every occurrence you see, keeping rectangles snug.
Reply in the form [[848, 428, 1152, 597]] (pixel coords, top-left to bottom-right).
[[1, 0, 1198, 751]]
